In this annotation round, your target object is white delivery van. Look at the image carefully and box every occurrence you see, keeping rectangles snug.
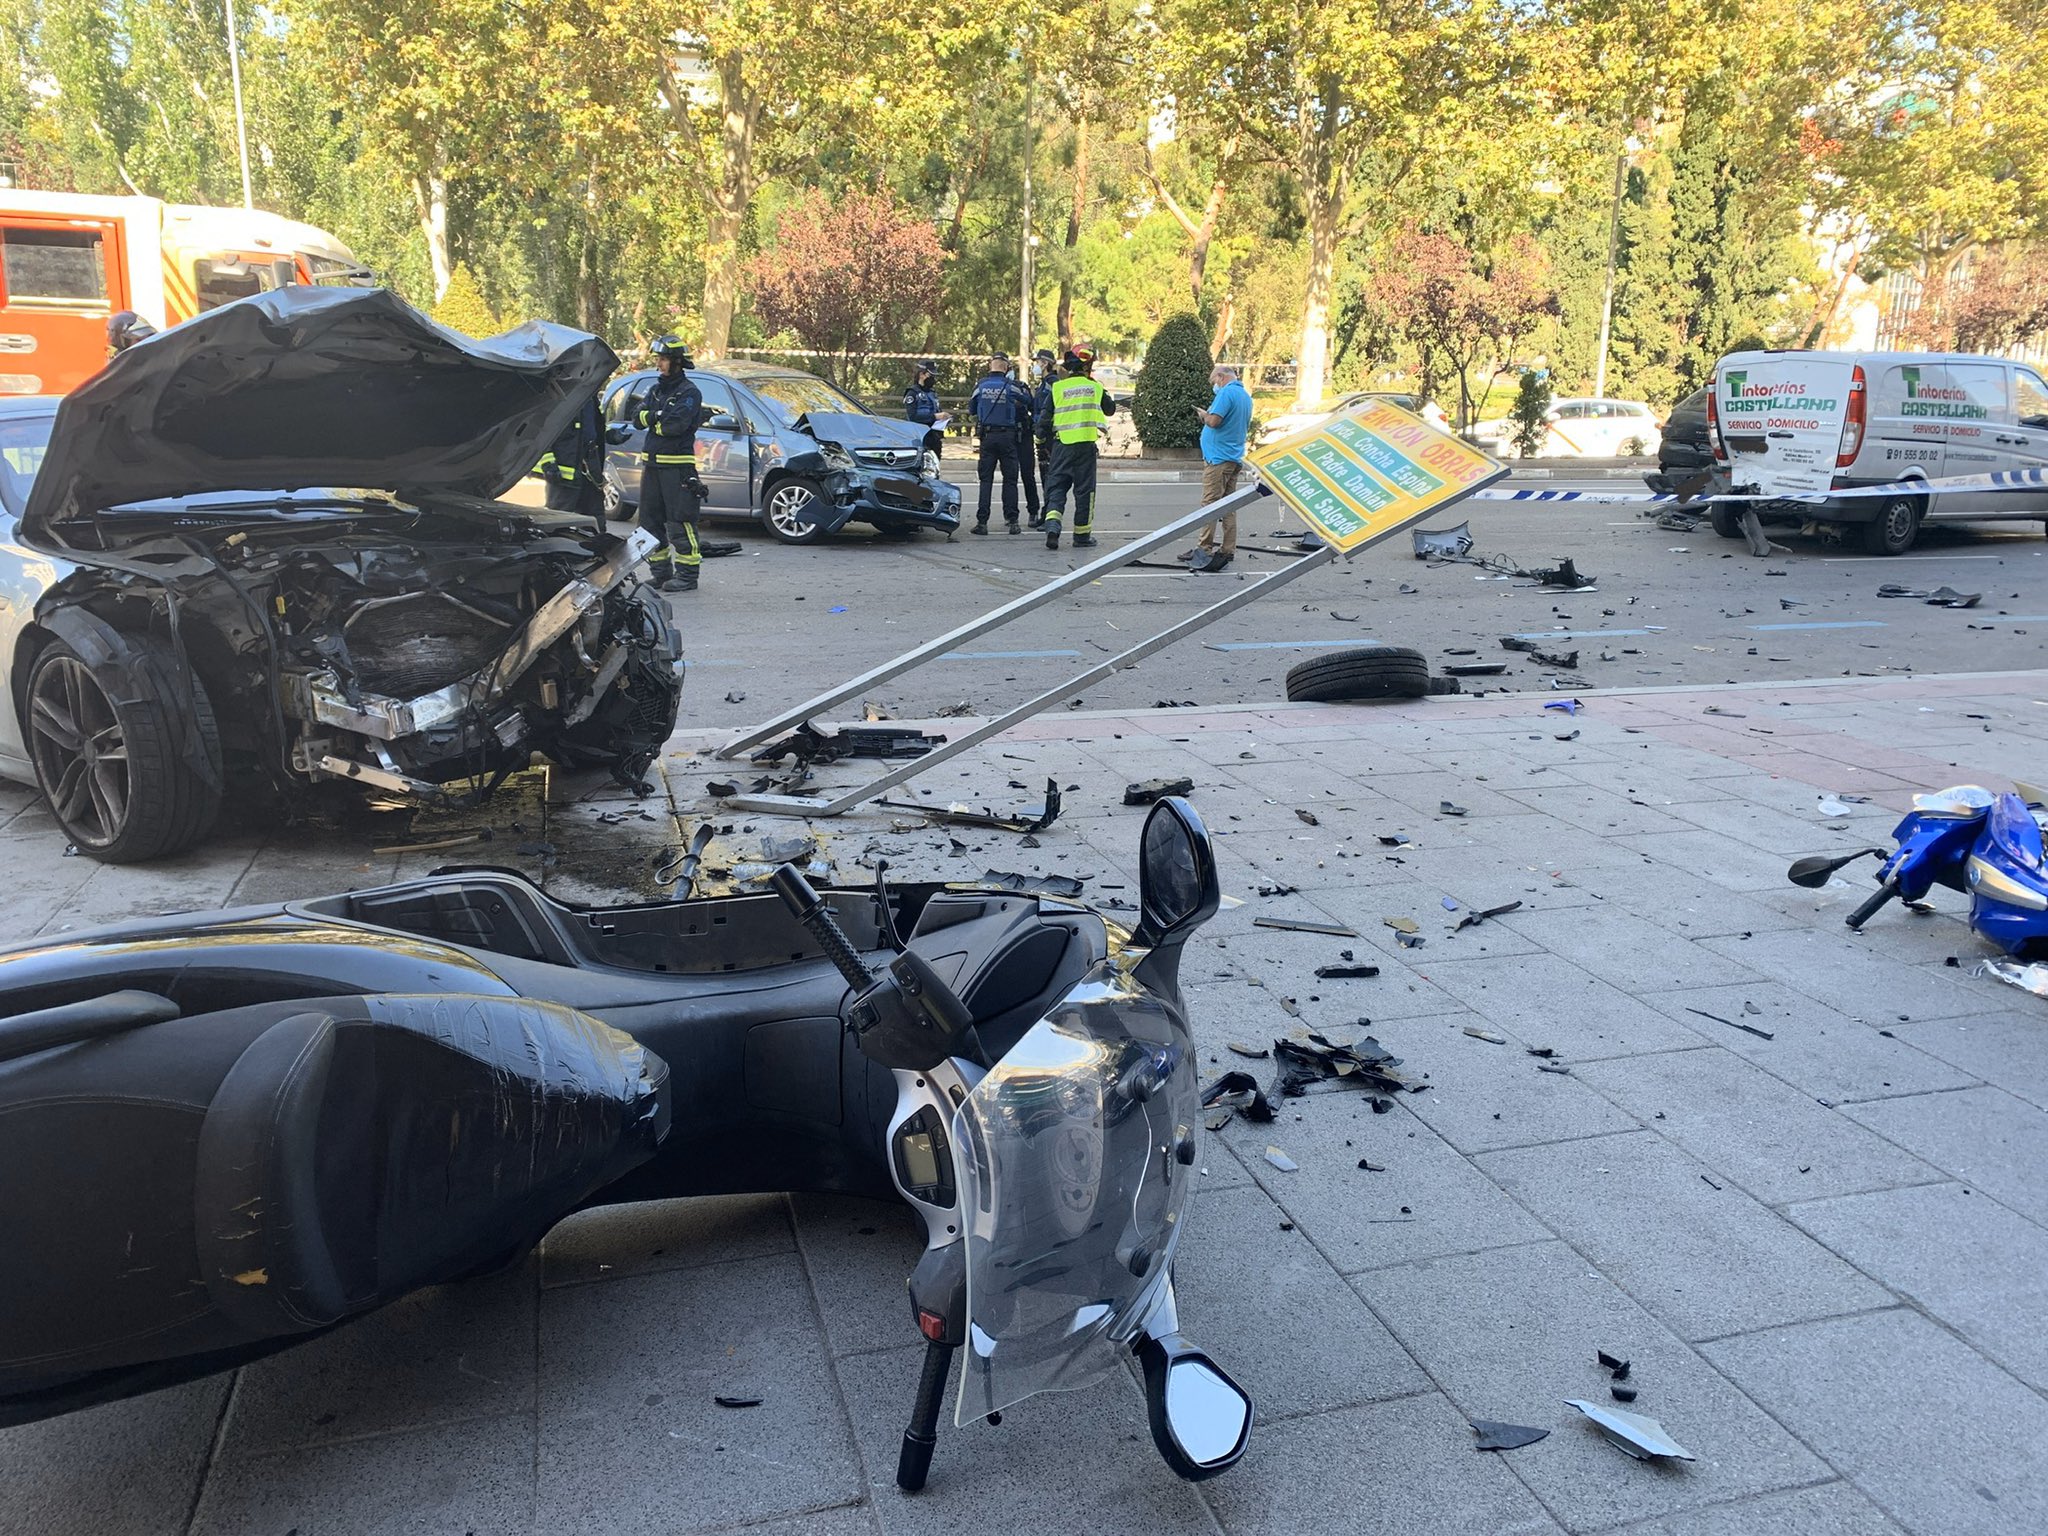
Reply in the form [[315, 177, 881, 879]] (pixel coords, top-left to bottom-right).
[[1709, 350, 2048, 554]]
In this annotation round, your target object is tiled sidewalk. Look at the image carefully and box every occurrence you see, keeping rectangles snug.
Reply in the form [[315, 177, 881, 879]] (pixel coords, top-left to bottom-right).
[[4, 672, 2046, 1534]]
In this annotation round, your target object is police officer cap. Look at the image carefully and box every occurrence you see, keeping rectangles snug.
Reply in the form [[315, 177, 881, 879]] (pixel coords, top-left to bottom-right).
[[1033, 348, 1056, 363], [989, 350, 1010, 362], [650, 335, 694, 365]]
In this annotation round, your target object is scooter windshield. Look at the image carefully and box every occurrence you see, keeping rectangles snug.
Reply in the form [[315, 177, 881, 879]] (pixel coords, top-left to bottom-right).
[[950, 963, 1199, 1425]]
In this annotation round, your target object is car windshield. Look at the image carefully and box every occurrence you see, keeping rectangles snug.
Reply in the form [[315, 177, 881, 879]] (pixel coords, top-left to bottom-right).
[[741, 372, 865, 427], [0, 412, 51, 519]]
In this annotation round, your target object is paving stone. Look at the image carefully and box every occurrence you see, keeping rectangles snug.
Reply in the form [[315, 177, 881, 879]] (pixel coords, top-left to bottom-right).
[[1600, 1481, 1906, 1535], [790, 1191, 931, 1359], [1789, 1181, 2048, 1391], [1700, 929, 1994, 1024], [1497, 781, 1701, 839], [1172, 1182, 1429, 1417], [1355, 1241, 1829, 1532], [1842, 1086, 2048, 1226], [1702, 1309, 2048, 1536], [833, 1344, 1216, 1536], [1493, 905, 1761, 992], [1345, 770, 1554, 822], [1643, 983, 1979, 1104], [1891, 1010, 2048, 1112], [537, 1253, 860, 1533], [221, 1265, 536, 1457], [1575, 1049, 1941, 1204], [0, 1377, 225, 1536], [1422, 954, 1710, 1060], [1617, 828, 1832, 895], [194, 1411, 534, 1536], [1478, 1133, 1890, 1342], [1217, 1091, 1551, 1274], [1395, 1018, 1642, 1154], [1201, 1392, 1564, 1535], [541, 1193, 794, 1288]]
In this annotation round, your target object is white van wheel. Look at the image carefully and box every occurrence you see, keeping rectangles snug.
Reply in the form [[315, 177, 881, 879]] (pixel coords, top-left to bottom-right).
[[1860, 495, 1923, 556]]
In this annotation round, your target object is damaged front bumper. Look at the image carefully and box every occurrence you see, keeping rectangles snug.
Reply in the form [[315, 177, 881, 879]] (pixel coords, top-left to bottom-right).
[[795, 449, 962, 536]]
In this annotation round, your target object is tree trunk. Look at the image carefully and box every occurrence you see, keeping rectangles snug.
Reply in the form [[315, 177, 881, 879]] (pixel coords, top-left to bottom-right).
[[699, 56, 760, 358], [702, 205, 743, 358], [1057, 117, 1089, 349], [577, 154, 604, 332], [410, 157, 451, 302], [1294, 188, 1340, 409], [1211, 294, 1234, 356], [1188, 173, 1227, 309]]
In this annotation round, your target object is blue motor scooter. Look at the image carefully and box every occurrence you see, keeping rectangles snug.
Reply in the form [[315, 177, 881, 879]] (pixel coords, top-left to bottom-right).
[[1788, 786, 2048, 957]]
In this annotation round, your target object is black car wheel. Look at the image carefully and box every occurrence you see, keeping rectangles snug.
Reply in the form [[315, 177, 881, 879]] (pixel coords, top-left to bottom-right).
[[1859, 494, 1923, 556], [1284, 646, 1431, 703], [1709, 501, 1743, 539], [602, 473, 627, 521], [25, 637, 222, 862], [763, 478, 829, 544]]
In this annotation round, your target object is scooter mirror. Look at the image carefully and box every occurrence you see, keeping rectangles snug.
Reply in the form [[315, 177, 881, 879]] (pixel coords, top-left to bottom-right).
[[1131, 798, 1220, 949], [1136, 1332, 1252, 1480], [1787, 848, 1885, 889]]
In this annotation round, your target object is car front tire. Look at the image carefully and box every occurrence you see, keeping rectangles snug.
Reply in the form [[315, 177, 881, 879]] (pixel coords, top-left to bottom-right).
[[25, 635, 222, 862], [763, 478, 829, 545], [1860, 495, 1923, 556]]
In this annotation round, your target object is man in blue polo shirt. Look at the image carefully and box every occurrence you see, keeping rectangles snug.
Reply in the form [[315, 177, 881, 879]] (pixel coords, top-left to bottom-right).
[[1191, 363, 1252, 572]]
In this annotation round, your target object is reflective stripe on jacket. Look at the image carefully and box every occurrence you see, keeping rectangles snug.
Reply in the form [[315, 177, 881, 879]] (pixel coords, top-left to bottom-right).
[[638, 374, 702, 466], [1051, 375, 1110, 444]]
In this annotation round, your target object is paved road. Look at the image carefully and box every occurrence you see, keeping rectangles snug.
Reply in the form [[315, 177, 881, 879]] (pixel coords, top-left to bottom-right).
[[676, 471, 2048, 729]]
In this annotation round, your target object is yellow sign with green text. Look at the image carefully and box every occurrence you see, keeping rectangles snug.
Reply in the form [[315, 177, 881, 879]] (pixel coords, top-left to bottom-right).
[[1249, 398, 1506, 552]]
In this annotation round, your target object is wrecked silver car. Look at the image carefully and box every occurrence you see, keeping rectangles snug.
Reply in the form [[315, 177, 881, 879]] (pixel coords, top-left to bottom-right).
[[0, 288, 681, 862]]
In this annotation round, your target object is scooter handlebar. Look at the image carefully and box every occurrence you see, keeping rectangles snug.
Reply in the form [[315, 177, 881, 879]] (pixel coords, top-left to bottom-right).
[[1845, 882, 1897, 930], [770, 864, 876, 991]]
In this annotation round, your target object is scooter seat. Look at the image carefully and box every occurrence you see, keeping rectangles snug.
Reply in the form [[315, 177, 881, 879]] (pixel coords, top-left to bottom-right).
[[0, 992, 668, 1426]]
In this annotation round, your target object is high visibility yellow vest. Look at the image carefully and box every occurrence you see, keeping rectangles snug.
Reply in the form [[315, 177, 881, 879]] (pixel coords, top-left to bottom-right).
[[1051, 375, 1108, 444]]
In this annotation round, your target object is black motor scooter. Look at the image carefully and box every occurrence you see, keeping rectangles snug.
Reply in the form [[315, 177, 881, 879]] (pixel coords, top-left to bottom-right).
[[0, 798, 1251, 1489]]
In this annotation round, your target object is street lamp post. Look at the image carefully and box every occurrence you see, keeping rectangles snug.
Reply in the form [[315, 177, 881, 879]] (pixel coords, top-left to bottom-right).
[[224, 0, 255, 210]]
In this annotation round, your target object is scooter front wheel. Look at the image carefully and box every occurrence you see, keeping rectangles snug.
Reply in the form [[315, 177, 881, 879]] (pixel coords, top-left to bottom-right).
[[1845, 883, 1897, 929]]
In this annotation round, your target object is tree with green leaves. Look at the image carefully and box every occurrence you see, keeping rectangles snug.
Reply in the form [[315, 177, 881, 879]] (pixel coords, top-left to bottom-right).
[[432, 263, 500, 335], [1132, 312, 1212, 449]]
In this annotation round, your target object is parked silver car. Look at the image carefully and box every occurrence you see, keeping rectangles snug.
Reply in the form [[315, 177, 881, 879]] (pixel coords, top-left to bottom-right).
[[0, 288, 681, 862]]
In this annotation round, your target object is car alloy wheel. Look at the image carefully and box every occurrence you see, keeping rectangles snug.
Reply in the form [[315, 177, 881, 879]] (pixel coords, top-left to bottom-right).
[[764, 479, 827, 544], [28, 653, 129, 848], [602, 474, 625, 520]]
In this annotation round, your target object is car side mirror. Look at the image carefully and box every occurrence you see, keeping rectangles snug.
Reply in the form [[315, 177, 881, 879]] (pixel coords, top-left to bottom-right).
[[705, 411, 739, 431], [1136, 1333, 1253, 1481], [1131, 797, 1219, 949]]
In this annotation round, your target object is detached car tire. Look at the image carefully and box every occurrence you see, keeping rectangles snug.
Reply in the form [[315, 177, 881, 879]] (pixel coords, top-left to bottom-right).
[[25, 635, 223, 862], [763, 478, 829, 545], [1860, 494, 1923, 556], [1709, 501, 1743, 540], [1285, 646, 1431, 703]]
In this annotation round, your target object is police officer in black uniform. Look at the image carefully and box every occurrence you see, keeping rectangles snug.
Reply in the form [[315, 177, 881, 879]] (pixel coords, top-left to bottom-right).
[[903, 360, 943, 459], [538, 390, 605, 524], [965, 350, 1037, 534], [635, 336, 707, 592], [1027, 348, 1057, 527]]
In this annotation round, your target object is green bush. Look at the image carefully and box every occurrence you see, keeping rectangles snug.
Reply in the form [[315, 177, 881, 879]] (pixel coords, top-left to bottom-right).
[[1132, 312, 1214, 450], [432, 264, 502, 338], [1508, 369, 1553, 458]]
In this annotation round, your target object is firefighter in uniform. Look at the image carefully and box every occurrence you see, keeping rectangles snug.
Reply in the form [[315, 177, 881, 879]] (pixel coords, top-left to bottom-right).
[[1040, 347, 1115, 551], [1020, 348, 1056, 526], [965, 350, 1037, 534], [636, 336, 707, 592], [536, 390, 605, 523]]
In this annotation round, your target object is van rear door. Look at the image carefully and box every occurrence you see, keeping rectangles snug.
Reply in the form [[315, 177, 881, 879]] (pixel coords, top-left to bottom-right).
[[1714, 352, 1856, 496], [0, 213, 128, 396]]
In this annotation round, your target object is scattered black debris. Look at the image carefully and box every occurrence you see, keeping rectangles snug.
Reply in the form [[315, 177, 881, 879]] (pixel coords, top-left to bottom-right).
[[1555, 729, 1581, 741], [1254, 916, 1358, 937], [714, 1395, 763, 1409], [1316, 963, 1382, 979], [935, 701, 976, 717], [1598, 1351, 1631, 1380], [1463, 1027, 1507, 1044], [1125, 776, 1196, 805], [1454, 900, 1523, 932], [1612, 1385, 1639, 1403], [1274, 1030, 1425, 1097], [1532, 648, 1580, 669], [723, 690, 748, 704], [1201, 1071, 1277, 1124], [1700, 1173, 1723, 1190], [1686, 1006, 1775, 1041], [1257, 882, 1301, 897], [1445, 661, 1509, 677], [751, 720, 944, 766], [1378, 834, 1411, 847], [1264, 1145, 1300, 1171], [1357, 1157, 1386, 1171], [1152, 698, 1200, 708], [1295, 808, 1321, 826], [1565, 1400, 1696, 1461], [1227, 1042, 1272, 1059], [1412, 522, 1476, 560], [1471, 1420, 1550, 1452], [1878, 582, 1984, 608], [879, 778, 1062, 833], [1396, 931, 1423, 948], [1399, 582, 1418, 594], [978, 869, 1086, 899], [1439, 801, 1469, 817], [1526, 1046, 1557, 1058], [705, 779, 740, 798], [1500, 636, 1540, 653]]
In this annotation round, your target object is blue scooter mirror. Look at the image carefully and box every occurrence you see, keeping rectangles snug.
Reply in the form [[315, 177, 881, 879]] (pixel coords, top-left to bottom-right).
[[1131, 797, 1219, 949]]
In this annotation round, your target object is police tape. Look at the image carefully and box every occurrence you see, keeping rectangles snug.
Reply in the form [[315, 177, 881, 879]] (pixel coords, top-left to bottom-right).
[[1462, 465, 2048, 507]]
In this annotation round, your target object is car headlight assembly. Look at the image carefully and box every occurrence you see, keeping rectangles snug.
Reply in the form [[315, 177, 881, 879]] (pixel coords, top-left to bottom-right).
[[819, 441, 858, 472], [921, 449, 940, 480]]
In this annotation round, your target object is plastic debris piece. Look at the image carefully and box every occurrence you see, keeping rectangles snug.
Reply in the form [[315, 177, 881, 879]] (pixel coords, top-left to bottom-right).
[[829, 605, 848, 613], [706, 779, 739, 798], [1201, 1071, 1277, 1122], [1378, 834, 1411, 847], [1445, 662, 1509, 677], [1454, 900, 1523, 932], [1253, 916, 1358, 936], [1257, 882, 1301, 897], [1357, 1157, 1387, 1171], [1439, 800, 1469, 817], [978, 869, 1086, 899], [1611, 1385, 1638, 1403], [1979, 958, 2048, 998], [1273, 1032, 1424, 1098], [1227, 1042, 1272, 1059], [1383, 916, 1420, 934], [1536, 1062, 1573, 1075], [878, 778, 1062, 833], [1564, 1400, 1696, 1461], [714, 1395, 763, 1408], [1396, 930, 1423, 948], [1471, 1420, 1550, 1452], [1125, 776, 1196, 805], [1315, 964, 1381, 979], [1532, 648, 1580, 669], [1597, 1350, 1631, 1378], [1526, 1046, 1556, 1058], [1463, 1027, 1506, 1044], [723, 690, 748, 704], [1686, 1006, 1775, 1041], [1264, 1145, 1299, 1172], [1556, 729, 1580, 741], [1295, 808, 1321, 826], [1500, 636, 1540, 653], [1442, 896, 1460, 911], [1543, 700, 1583, 715], [1816, 795, 1857, 817], [1413, 522, 1475, 560]]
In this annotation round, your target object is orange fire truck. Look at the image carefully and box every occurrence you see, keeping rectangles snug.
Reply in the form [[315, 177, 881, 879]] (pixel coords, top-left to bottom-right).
[[0, 190, 373, 396]]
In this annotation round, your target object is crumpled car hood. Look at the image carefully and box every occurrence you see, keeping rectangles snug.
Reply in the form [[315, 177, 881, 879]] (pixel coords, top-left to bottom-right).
[[23, 287, 617, 538], [797, 410, 932, 454]]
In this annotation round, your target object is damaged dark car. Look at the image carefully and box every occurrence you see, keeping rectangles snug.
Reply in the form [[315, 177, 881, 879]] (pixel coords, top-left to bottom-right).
[[0, 288, 682, 862], [601, 363, 962, 543]]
